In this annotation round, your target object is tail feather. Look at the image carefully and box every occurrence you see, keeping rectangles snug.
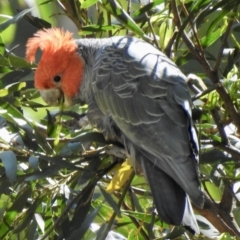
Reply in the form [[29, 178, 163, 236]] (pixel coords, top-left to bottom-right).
[[183, 196, 200, 234], [141, 157, 199, 234]]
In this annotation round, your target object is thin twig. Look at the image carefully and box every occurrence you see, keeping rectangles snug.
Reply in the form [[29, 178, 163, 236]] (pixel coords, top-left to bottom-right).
[[107, 12, 112, 37], [179, 0, 205, 59], [201, 140, 240, 162], [171, 0, 211, 67], [113, 192, 149, 240], [146, 13, 160, 50], [187, 75, 228, 144], [59, 0, 84, 30], [214, 10, 237, 72], [212, 141, 240, 162], [164, 29, 178, 57], [126, 0, 131, 35], [211, 109, 228, 145], [192, 84, 218, 101]]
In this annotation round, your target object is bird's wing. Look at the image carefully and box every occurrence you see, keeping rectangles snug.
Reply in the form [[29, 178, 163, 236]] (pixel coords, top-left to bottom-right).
[[92, 37, 203, 207]]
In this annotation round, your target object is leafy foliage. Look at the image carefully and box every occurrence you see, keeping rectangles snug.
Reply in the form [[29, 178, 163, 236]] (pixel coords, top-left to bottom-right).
[[0, 0, 240, 239]]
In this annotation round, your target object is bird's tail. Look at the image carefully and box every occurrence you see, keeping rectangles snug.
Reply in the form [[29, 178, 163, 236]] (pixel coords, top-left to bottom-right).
[[141, 157, 199, 234], [183, 196, 200, 234]]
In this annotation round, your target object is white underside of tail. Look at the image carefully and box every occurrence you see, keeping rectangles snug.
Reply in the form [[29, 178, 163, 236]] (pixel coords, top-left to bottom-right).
[[183, 195, 200, 234]]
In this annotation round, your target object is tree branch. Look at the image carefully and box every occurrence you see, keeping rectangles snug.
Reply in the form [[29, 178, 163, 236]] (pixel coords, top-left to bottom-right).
[[187, 75, 228, 144], [171, 0, 240, 132], [212, 141, 240, 162], [219, 182, 233, 214], [59, 0, 86, 30], [214, 10, 237, 72], [194, 194, 240, 237]]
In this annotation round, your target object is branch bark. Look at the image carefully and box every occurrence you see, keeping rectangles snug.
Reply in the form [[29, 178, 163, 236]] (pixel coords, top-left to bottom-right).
[[59, 0, 86, 30], [194, 193, 240, 237]]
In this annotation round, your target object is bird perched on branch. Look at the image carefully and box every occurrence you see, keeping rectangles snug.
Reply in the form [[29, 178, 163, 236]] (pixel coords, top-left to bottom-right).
[[26, 28, 204, 234]]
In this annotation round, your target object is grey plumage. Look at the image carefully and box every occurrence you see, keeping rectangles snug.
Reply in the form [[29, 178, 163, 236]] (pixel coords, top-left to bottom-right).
[[77, 36, 204, 234]]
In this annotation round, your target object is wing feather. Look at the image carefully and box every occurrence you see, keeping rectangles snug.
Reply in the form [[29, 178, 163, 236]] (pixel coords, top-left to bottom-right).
[[92, 37, 203, 208]]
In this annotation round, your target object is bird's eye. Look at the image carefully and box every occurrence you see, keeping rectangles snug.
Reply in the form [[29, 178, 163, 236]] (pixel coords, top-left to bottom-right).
[[53, 75, 61, 83]]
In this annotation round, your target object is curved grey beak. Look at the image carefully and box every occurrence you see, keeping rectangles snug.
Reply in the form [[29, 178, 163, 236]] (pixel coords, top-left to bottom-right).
[[39, 89, 73, 108]]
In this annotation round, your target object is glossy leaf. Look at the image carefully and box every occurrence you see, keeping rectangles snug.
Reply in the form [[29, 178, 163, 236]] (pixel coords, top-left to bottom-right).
[[99, 186, 121, 217], [0, 54, 34, 68], [81, 0, 99, 9], [0, 82, 26, 97], [0, 8, 34, 32], [80, 24, 121, 34], [101, 0, 150, 40], [0, 35, 5, 55], [200, 25, 227, 48], [133, 0, 165, 17], [0, 151, 17, 183]]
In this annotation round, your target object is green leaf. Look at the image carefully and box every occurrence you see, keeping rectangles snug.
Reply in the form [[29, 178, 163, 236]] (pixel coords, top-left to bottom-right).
[[69, 183, 96, 237], [159, 20, 173, 50], [200, 24, 226, 48], [158, 226, 185, 240], [133, 0, 165, 17], [70, 207, 100, 238], [0, 186, 32, 238], [205, 181, 222, 201], [13, 199, 39, 233], [0, 82, 26, 97], [80, 24, 121, 34], [0, 54, 35, 68], [0, 100, 53, 153], [0, 100, 32, 127], [81, 0, 98, 9], [25, 219, 38, 240], [0, 35, 5, 55], [71, 132, 107, 144], [205, 90, 219, 110], [34, 214, 45, 234], [28, 156, 39, 170], [0, 151, 17, 184], [24, 165, 61, 181], [219, 232, 234, 240], [36, 154, 81, 171], [101, 0, 151, 40], [209, 0, 238, 15], [0, 8, 34, 32], [122, 210, 153, 224], [210, 134, 222, 142], [190, 0, 212, 11], [205, 11, 228, 37], [99, 186, 121, 217], [95, 223, 108, 240], [78, 156, 101, 185], [46, 109, 55, 137]]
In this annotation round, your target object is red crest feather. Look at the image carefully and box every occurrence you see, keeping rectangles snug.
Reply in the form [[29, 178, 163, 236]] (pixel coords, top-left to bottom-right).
[[26, 28, 77, 63]]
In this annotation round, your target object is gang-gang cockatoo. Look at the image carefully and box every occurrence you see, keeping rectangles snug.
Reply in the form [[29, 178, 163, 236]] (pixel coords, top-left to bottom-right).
[[26, 28, 204, 234]]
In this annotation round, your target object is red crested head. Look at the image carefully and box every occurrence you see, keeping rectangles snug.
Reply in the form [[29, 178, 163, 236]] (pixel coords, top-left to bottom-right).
[[26, 28, 84, 101]]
